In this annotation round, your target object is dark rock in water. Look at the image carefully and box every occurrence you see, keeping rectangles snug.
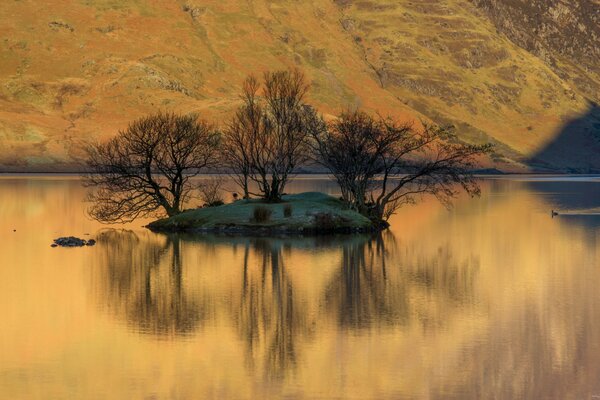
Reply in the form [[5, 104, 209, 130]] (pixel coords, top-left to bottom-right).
[[53, 236, 85, 247], [52, 236, 95, 247], [50, 244, 58, 248]]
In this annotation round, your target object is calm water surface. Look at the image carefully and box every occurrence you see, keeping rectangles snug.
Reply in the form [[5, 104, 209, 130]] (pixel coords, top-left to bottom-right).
[[1, 175, 600, 399]]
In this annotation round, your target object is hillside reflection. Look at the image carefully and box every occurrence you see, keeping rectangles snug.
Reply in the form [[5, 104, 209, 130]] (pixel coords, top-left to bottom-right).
[[5, 176, 600, 399]]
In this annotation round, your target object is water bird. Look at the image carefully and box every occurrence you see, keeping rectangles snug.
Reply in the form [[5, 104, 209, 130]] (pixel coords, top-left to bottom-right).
[[551, 210, 559, 218]]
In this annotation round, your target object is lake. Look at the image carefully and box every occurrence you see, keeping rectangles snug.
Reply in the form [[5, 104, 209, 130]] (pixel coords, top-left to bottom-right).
[[1, 175, 600, 399]]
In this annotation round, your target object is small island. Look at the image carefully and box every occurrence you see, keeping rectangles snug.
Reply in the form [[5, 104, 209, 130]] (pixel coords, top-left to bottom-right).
[[147, 192, 379, 235], [85, 69, 490, 231]]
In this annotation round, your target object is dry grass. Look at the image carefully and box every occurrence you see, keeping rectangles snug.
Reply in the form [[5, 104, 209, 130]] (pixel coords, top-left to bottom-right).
[[252, 206, 273, 223], [0, 0, 597, 170]]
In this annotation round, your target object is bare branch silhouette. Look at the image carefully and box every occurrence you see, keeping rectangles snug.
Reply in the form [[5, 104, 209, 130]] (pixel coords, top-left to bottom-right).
[[85, 112, 220, 223], [311, 110, 493, 221]]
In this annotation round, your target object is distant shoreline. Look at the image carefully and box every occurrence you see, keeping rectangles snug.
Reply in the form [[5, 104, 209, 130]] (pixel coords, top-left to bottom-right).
[[3, 172, 600, 178]]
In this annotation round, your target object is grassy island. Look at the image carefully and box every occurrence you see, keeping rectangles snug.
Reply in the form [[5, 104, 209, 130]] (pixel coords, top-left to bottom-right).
[[147, 192, 381, 235], [85, 73, 489, 226]]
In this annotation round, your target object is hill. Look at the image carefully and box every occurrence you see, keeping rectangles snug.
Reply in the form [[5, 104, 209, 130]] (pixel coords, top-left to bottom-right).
[[0, 0, 598, 171]]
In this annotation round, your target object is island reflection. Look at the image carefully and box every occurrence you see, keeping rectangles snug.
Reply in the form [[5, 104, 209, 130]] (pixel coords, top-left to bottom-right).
[[93, 230, 480, 380]]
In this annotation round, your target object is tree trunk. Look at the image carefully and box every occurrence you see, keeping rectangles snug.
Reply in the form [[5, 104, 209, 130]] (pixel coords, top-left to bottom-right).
[[163, 199, 181, 217], [243, 175, 250, 199]]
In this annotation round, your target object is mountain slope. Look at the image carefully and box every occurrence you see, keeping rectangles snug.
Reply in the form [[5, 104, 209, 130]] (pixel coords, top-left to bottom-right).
[[472, 0, 600, 103], [333, 0, 600, 171], [0, 0, 598, 171]]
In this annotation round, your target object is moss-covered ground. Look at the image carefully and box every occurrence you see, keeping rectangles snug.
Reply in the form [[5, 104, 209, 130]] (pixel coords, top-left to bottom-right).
[[147, 192, 377, 234]]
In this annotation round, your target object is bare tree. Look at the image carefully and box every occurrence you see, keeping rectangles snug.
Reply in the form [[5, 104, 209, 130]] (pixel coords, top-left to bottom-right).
[[198, 176, 225, 207], [223, 70, 322, 202], [221, 76, 263, 199], [311, 110, 392, 214], [311, 110, 492, 223], [85, 112, 220, 223]]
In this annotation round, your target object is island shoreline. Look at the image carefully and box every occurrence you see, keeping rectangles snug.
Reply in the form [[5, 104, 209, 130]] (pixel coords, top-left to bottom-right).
[[145, 192, 388, 236]]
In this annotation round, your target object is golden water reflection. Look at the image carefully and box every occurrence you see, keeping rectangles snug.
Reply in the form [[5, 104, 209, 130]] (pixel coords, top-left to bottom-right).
[[1, 176, 600, 399]]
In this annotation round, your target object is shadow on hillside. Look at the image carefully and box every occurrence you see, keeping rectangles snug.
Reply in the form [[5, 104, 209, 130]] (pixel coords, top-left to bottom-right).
[[528, 102, 600, 172]]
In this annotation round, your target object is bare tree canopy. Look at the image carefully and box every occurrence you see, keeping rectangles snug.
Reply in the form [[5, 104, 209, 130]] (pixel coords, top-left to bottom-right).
[[311, 110, 493, 222], [221, 76, 263, 199], [223, 69, 323, 202], [85, 112, 220, 223]]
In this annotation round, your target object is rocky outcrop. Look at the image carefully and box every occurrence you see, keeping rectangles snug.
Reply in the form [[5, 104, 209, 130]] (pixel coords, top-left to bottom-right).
[[331, 0, 600, 171], [472, 0, 600, 102]]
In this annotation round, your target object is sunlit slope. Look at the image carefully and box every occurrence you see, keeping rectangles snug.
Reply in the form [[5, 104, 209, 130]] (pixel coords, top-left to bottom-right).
[[334, 0, 600, 170], [0, 0, 418, 170], [473, 0, 600, 104], [0, 0, 598, 171]]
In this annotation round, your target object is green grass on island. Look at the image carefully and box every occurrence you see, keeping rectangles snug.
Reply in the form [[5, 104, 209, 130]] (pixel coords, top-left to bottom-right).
[[147, 192, 378, 234]]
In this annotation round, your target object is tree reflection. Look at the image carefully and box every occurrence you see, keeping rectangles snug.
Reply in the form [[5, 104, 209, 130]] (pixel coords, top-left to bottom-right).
[[408, 245, 478, 305], [94, 230, 206, 337], [235, 238, 307, 380], [324, 232, 409, 329], [92, 230, 479, 379], [324, 232, 479, 331]]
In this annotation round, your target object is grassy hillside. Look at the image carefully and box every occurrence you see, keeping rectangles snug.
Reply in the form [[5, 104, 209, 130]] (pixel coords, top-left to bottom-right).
[[0, 0, 598, 171], [473, 0, 600, 103], [334, 0, 600, 170]]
